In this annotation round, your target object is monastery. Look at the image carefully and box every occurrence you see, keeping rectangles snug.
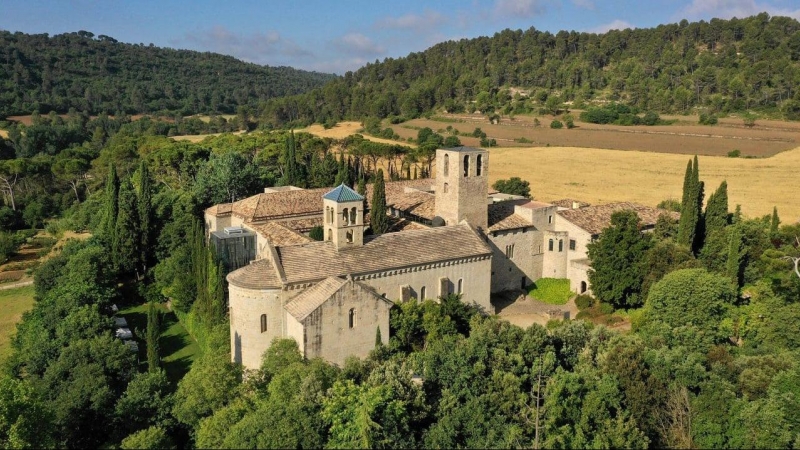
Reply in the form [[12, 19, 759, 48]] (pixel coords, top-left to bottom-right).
[[205, 147, 675, 369]]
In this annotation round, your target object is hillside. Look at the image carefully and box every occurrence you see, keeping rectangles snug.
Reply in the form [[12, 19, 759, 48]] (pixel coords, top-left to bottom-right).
[[0, 30, 337, 117], [259, 13, 800, 126]]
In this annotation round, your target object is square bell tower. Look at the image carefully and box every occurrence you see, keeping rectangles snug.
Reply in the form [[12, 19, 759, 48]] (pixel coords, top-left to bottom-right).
[[434, 147, 488, 230], [323, 184, 365, 250]]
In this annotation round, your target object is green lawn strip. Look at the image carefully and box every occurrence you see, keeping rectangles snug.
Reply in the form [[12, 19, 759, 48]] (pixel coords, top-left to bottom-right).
[[0, 285, 35, 362], [527, 278, 572, 305], [118, 302, 199, 382]]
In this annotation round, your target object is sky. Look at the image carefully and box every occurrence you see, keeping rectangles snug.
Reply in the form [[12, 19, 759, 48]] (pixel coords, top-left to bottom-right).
[[2, 0, 799, 74]]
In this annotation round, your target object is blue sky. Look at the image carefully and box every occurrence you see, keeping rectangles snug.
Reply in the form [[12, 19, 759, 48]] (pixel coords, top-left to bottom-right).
[[2, 0, 799, 74]]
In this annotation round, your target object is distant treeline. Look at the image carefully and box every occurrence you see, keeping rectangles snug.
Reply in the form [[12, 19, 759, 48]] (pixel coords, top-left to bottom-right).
[[0, 30, 336, 117], [258, 13, 800, 126]]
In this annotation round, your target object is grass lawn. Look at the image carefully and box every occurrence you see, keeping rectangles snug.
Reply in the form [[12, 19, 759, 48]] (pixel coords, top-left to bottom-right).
[[527, 278, 572, 305], [119, 302, 200, 382], [0, 285, 35, 363]]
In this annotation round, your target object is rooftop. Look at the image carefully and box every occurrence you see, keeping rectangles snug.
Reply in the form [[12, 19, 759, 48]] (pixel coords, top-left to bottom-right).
[[488, 200, 535, 232], [557, 202, 679, 236], [226, 258, 282, 289], [550, 199, 591, 209], [284, 276, 348, 321], [247, 221, 312, 247], [273, 223, 492, 285], [441, 146, 486, 153], [323, 183, 364, 203]]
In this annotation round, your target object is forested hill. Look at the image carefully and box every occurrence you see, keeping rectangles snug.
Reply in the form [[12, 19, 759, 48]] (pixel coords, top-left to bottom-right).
[[0, 30, 337, 117], [260, 13, 800, 125]]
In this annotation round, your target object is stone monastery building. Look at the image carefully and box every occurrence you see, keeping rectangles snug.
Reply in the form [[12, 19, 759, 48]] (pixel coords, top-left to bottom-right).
[[205, 147, 675, 369]]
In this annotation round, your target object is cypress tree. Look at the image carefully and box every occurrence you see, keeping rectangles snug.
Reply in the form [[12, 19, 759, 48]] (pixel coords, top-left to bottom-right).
[[101, 163, 119, 243], [137, 161, 153, 272], [146, 301, 160, 372], [677, 156, 703, 253], [356, 177, 366, 196], [334, 153, 347, 186], [113, 178, 141, 276], [206, 253, 226, 326], [726, 228, 742, 288], [704, 181, 729, 236], [191, 220, 209, 319], [370, 169, 388, 235], [680, 159, 693, 207], [375, 326, 383, 347], [770, 206, 780, 235], [281, 131, 298, 186]]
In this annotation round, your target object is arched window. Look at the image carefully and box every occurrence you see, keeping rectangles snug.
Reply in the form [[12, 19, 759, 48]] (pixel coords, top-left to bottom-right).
[[580, 281, 587, 294], [457, 278, 463, 294], [476, 154, 483, 176], [558, 240, 563, 252], [548, 239, 554, 251], [350, 207, 357, 224], [342, 209, 349, 225], [328, 207, 334, 224], [463, 155, 470, 177], [443, 154, 449, 176], [420, 286, 426, 300], [327, 228, 332, 241], [348, 308, 357, 328], [260, 314, 267, 333], [443, 182, 449, 193], [346, 230, 353, 243]]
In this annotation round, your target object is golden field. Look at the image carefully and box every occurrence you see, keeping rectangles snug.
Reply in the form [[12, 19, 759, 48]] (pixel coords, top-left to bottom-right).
[[489, 145, 800, 220], [0, 129, 7, 139]]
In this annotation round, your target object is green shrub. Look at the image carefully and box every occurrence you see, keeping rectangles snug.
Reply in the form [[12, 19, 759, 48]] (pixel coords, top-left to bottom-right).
[[728, 149, 741, 158], [575, 294, 595, 310], [563, 114, 575, 128], [699, 112, 718, 125], [599, 303, 615, 315], [575, 311, 591, 320], [550, 120, 563, 129]]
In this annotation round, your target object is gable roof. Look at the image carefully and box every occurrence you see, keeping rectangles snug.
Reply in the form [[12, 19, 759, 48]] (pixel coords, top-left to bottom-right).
[[275, 223, 492, 285], [284, 277, 348, 321], [488, 200, 535, 232], [248, 221, 312, 247], [557, 202, 679, 236], [323, 184, 364, 203]]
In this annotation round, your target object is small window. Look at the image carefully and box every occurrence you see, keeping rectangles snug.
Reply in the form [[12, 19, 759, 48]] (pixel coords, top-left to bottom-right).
[[548, 239, 554, 251], [348, 308, 357, 328], [327, 228, 332, 241], [443, 154, 449, 177], [342, 210, 349, 225], [538, 245, 542, 253], [580, 281, 587, 294], [350, 207, 357, 224], [420, 286, 426, 299], [346, 230, 354, 243], [260, 314, 267, 333], [558, 240, 563, 252], [569, 239, 576, 251], [505, 244, 515, 258], [457, 278, 463, 294], [463, 155, 470, 177], [548, 215, 553, 224], [476, 154, 483, 176], [443, 182, 449, 193]]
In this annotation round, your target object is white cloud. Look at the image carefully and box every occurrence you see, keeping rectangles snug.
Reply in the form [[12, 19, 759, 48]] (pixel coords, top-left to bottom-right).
[[680, 0, 800, 20], [493, 0, 546, 18], [572, 0, 595, 10], [177, 26, 312, 65], [588, 19, 635, 33], [376, 10, 446, 30], [334, 33, 385, 56]]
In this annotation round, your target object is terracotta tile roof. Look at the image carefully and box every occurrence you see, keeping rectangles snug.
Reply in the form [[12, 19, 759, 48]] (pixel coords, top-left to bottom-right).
[[550, 199, 591, 209], [367, 179, 434, 209], [275, 223, 492, 284], [387, 217, 430, 232], [248, 221, 312, 247], [284, 277, 348, 321], [388, 191, 436, 220], [488, 200, 535, 232], [205, 203, 233, 217], [516, 200, 554, 210], [226, 258, 282, 289], [557, 202, 679, 236], [280, 217, 324, 232]]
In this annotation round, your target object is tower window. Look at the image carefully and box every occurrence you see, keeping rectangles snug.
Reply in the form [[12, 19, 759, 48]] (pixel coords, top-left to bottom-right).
[[346, 230, 354, 243], [443, 182, 449, 193], [350, 207, 357, 224], [476, 154, 483, 176], [327, 228, 332, 241], [558, 240, 563, 252], [443, 154, 449, 176], [569, 239, 576, 251], [420, 286, 426, 299], [348, 308, 357, 328], [342, 209, 349, 225], [457, 278, 463, 294], [260, 314, 267, 333], [548, 215, 552, 224], [548, 239, 554, 251], [463, 155, 470, 177]]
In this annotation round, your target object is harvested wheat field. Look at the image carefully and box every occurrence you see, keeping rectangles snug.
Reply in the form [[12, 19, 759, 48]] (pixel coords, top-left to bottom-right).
[[301, 122, 417, 148], [0, 129, 7, 139], [172, 130, 245, 143], [489, 145, 800, 220]]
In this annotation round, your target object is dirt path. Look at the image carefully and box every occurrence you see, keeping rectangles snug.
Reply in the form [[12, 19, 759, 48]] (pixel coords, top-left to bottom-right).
[[0, 280, 33, 291]]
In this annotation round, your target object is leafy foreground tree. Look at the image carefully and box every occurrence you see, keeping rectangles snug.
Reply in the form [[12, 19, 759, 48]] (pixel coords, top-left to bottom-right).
[[492, 177, 531, 198], [588, 210, 653, 308]]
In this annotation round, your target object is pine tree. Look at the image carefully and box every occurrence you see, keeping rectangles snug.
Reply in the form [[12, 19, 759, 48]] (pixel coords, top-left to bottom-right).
[[704, 181, 729, 236], [137, 161, 153, 272], [113, 178, 141, 276], [770, 206, 780, 235], [146, 301, 160, 372], [726, 228, 742, 288], [101, 163, 119, 243], [370, 169, 388, 235]]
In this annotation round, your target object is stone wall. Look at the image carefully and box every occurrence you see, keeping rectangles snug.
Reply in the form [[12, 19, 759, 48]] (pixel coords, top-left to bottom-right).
[[487, 228, 538, 293], [228, 284, 284, 370]]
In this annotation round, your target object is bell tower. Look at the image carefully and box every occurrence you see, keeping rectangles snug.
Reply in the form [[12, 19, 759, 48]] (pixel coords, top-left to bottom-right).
[[323, 184, 365, 250], [435, 147, 489, 230]]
